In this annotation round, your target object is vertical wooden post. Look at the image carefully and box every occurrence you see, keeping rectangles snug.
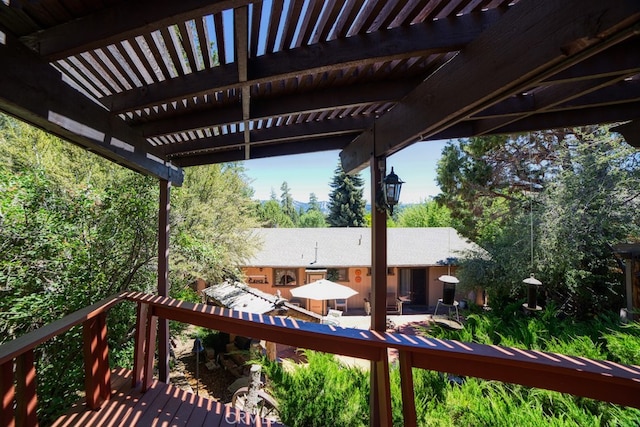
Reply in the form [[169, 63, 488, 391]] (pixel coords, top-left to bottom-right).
[[398, 351, 417, 427], [371, 156, 388, 332], [143, 309, 158, 392], [158, 179, 171, 383], [83, 313, 111, 410], [15, 351, 37, 427], [132, 302, 149, 388], [370, 154, 392, 426], [1, 360, 15, 427]]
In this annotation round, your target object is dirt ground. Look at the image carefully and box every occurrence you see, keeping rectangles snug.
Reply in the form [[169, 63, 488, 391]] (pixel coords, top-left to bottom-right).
[[168, 318, 437, 402], [170, 328, 238, 403]]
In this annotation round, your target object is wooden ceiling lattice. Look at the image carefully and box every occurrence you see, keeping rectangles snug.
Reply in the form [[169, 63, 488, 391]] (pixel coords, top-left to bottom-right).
[[1, 0, 639, 184]]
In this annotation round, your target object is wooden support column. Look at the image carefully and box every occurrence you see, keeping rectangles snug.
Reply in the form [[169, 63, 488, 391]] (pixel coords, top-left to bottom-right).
[[1, 360, 15, 427], [15, 351, 37, 427], [157, 179, 171, 383], [132, 302, 149, 389], [370, 154, 392, 426], [398, 351, 417, 427], [143, 308, 158, 393], [82, 313, 111, 409]]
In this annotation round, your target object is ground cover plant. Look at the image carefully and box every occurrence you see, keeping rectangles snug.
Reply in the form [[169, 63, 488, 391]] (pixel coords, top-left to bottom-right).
[[260, 307, 640, 427]]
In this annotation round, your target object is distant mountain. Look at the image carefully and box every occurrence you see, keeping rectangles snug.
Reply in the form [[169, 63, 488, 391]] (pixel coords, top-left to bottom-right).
[[293, 200, 330, 214]]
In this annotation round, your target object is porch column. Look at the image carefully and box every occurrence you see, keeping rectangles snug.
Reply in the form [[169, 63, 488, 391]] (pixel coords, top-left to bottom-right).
[[158, 179, 171, 382], [370, 155, 392, 426]]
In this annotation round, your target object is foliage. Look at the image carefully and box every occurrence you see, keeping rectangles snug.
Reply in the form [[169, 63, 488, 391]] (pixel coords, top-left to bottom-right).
[[424, 308, 640, 426], [536, 128, 640, 316], [298, 209, 327, 227], [0, 114, 265, 423], [259, 309, 639, 427], [0, 117, 159, 423], [280, 181, 299, 224], [396, 199, 454, 227], [448, 127, 640, 315], [327, 162, 366, 227], [170, 163, 259, 287], [261, 351, 370, 427], [298, 192, 327, 227], [255, 199, 295, 227], [436, 131, 564, 241]]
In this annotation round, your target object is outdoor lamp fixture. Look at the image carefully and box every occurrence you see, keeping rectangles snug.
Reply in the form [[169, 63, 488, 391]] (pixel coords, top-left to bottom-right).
[[376, 162, 404, 214], [439, 275, 459, 305], [523, 274, 543, 311]]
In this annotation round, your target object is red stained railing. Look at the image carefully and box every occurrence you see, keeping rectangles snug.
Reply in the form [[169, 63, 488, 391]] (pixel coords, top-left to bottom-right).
[[1, 291, 639, 427]]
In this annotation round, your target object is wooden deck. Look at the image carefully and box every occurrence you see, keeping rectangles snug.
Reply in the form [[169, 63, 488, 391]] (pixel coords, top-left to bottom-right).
[[51, 368, 285, 427]]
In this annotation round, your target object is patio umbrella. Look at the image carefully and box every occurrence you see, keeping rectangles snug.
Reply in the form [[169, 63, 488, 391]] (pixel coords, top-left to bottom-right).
[[290, 279, 358, 301]]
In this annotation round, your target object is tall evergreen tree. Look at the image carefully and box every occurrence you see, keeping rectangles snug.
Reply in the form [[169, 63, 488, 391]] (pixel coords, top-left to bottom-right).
[[280, 181, 298, 225], [308, 192, 321, 212], [327, 162, 366, 227]]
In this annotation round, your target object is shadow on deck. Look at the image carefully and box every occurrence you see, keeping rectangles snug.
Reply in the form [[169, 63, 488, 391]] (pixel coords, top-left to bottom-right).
[[52, 368, 284, 427]]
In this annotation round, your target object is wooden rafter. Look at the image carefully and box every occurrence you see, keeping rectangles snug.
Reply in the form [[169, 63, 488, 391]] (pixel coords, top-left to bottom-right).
[[0, 24, 183, 184], [340, 0, 640, 173]]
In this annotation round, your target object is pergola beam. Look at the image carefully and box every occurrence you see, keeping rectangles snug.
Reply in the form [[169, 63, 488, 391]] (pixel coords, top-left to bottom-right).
[[102, 10, 502, 114], [135, 80, 418, 138], [0, 25, 183, 185], [162, 116, 372, 157], [20, 0, 253, 60], [340, 0, 640, 173], [173, 135, 352, 167]]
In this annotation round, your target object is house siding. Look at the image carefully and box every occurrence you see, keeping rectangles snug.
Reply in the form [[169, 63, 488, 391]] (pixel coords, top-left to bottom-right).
[[243, 265, 460, 312]]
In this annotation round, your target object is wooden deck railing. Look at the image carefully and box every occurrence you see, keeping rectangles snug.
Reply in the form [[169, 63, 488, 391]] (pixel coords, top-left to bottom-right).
[[1, 291, 640, 426]]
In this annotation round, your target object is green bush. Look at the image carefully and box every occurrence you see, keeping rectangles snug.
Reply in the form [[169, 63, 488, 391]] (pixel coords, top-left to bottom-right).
[[261, 351, 369, 427], [259, 309, 640, 427]]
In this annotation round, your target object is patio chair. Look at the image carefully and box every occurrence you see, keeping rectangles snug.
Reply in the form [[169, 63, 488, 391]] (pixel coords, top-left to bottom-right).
[[322, 309, 343, 326], [334, 299, 348, 312]]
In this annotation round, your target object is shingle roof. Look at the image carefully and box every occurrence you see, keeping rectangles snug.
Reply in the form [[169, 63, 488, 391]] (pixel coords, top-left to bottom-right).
[[245, 227, 480, 268]]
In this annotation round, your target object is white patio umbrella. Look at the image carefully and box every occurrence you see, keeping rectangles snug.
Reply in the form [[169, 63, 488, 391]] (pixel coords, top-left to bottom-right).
[[290, 279, 358, 301]]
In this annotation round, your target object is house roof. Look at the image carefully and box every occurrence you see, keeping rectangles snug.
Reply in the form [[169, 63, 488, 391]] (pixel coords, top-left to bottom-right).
[[1, 1, 639, 183], [202, 280, 321, 320], [245, 227, 479, 268]]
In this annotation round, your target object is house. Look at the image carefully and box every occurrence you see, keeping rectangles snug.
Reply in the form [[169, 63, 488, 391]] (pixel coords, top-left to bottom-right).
[[241, 227, 482, 314]]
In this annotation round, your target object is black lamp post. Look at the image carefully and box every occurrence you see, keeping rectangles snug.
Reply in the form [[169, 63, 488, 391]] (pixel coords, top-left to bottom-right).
[[523, 274, 542, 311], [377, 165, 404, 214]]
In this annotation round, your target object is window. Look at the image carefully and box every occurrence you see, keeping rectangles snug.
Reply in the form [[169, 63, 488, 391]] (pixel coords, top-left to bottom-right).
[[336, 268, 349, 281], [327, 268, 349, 282], [274, 269, 297, 286]]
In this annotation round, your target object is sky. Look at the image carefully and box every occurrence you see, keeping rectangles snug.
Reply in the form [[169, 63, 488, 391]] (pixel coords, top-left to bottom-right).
[[243, 139, 450, 204]]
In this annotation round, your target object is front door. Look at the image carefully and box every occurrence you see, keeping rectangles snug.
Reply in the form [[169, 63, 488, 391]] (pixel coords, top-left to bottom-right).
[[305, 269, 327, 314], [411, 268, 427, 305]]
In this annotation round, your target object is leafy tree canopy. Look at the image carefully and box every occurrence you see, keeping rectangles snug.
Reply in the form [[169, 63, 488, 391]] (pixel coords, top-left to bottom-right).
[[449, 127, 640, 316], [396, 199, 454, 228]]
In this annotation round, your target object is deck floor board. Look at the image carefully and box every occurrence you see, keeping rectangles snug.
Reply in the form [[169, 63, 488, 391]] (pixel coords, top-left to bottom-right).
[[52, 369, 285, 426]]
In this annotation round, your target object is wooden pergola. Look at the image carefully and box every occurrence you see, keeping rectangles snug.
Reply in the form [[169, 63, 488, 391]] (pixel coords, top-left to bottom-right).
[[1, 1, 640, 425]]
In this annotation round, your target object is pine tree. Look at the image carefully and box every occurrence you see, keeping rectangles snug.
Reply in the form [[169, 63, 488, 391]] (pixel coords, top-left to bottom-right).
[[308, 192, 321, 212], [327, 162, 366, 227], [280, 181, 298, 225]]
